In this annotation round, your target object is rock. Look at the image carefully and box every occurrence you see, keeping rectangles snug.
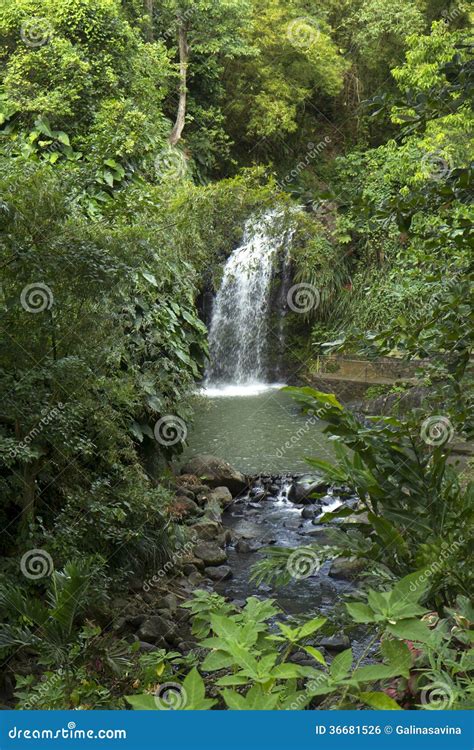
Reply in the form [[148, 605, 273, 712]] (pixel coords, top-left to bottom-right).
[[328, 558, 365, 580], [127, 614, 147, 629], [247, 501, 263, 510], [204, 565, 233, 581], [185, 555, 206, 571], [235, 539, 260, 553], [289, 480, 328, 504], [137, 616, 176, 645], [250, 487, 267, 501], [174, 496, 200, 515], [176, 487, 195, 500], [180, 454, 247, 496], [289, 651, 316, 667], [193, 542, 228, 566], [182, 563, 198, 576], [301, 507, 316, 519], [155, 593, 178, 613], [269, 484, 280, 494], [318, 634, 350, 652], [203, 499, 223, 523], [190, 519, 221, 541], [258, 583, 272, 593], [188, 571, 205, 587], [209, 486, 233, 507]]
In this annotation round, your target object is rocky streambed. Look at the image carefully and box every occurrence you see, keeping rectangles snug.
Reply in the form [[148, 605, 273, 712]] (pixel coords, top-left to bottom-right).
[[113, 455, 373, 665]]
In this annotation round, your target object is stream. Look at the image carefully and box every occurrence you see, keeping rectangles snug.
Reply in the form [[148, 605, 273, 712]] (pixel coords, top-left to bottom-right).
[[178, 212, 365, 648]]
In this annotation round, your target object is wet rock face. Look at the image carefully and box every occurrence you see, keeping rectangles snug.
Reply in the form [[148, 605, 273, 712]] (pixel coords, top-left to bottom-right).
[[180, 454, 248, 496]]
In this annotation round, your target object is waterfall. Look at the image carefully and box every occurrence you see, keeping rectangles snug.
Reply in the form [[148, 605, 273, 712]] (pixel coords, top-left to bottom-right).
[[204, 212, 292, 395]]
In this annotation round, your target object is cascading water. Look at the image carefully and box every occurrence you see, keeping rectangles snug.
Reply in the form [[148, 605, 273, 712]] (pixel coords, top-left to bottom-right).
[[204, 212, 292, 395]]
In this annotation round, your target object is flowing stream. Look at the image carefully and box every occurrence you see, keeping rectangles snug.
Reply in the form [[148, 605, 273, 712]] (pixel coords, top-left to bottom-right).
[[182, 213, 362, 628]]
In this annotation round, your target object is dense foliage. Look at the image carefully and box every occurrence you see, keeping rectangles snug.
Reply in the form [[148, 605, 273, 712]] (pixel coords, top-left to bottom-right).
[[0, 0, 472, 711]]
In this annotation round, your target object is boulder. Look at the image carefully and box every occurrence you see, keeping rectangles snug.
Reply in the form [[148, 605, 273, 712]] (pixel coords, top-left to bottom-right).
[[155, 593, 178, 613], [289, 480, 328, 504], [301, 507, 316, 519], [208, 486, 233, 507], [181, 454, 247, 496], [328, 558, 365, 580], [193, 542, 227, 566], [235, 539, 260, 554], [176, 487, 195, 500], [137, 616, 176, 645], [174, 496, 200, 515], [317, 634, 350, 652], [204, 565, 233, 581], [190, 519, 221, 541]]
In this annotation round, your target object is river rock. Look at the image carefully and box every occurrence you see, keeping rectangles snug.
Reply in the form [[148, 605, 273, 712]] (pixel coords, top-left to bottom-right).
[[204, 565, 233, 581], [175, 496, 200, 515], [208, 486, 233, 507], [180, 454, 247, 496], [328, 558, 365, 580], [155, 593, 178, 613], [176, 487, 196, 500], [137, 616, 176, 645], [301, 507, 316, 519], [289, 480, 328, 504], [190, 519, 221, 541], [193, 542, 228, 566], [235, 539, 260, 553], [317, 634, 350, 652]]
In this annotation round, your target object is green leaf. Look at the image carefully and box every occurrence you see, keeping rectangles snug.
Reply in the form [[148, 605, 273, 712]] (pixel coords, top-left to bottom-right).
[[330, 648, 353, 680], [360, 691, 402, 710], [387, 619, 432, 643], [381, 639, 412, 676], [125, 693, 158, 710], [298, 616, 327, 638], [303, 645, 327, 666], [182, 668, 216, 710], [142, 271, 158, 287], [353, 663, 405, 682], [270, 663, 306, 679], [56, 131, 70, 146], [346, 602, 376, 623], [201, 650, 234, 671]]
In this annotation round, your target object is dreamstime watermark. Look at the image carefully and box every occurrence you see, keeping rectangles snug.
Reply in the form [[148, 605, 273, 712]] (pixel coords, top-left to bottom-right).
[[154, 146, 187, 180], [286, 547, 321, 580], [20, 282, 53, 313], [20, 549, 54, 580], [8, 725, 127, 740], [154, 682, 187, 710], [276, 411, 324, 458], [286, 671, 328, 709], [441, 5, 463, 25], [287, 282, 320, 314], [420, 151, 451, 181], [22, 671, 64, 710], [7, 403, 64, 460], [286, 17, 321, 50], [143, 536, 197, 592], [154, 415, 187, 446], [277, 137, 331, 191], [420, 681, 455, 710], [408, 537, 464, 593], [20, 17, 53, 48], [420, 415, 454, 446]]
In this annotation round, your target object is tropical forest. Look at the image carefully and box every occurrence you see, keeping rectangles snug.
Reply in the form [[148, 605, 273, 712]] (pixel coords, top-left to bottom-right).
[[0, 0, 473, 717]]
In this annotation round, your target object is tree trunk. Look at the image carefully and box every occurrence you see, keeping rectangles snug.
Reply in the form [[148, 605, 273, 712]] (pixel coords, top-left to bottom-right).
[[169, 24, 188, 146], [144, 0, 154, 41]]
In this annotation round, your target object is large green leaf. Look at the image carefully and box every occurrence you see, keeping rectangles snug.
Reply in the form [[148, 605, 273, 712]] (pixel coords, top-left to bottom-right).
[[360, 691, 402, 710]]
